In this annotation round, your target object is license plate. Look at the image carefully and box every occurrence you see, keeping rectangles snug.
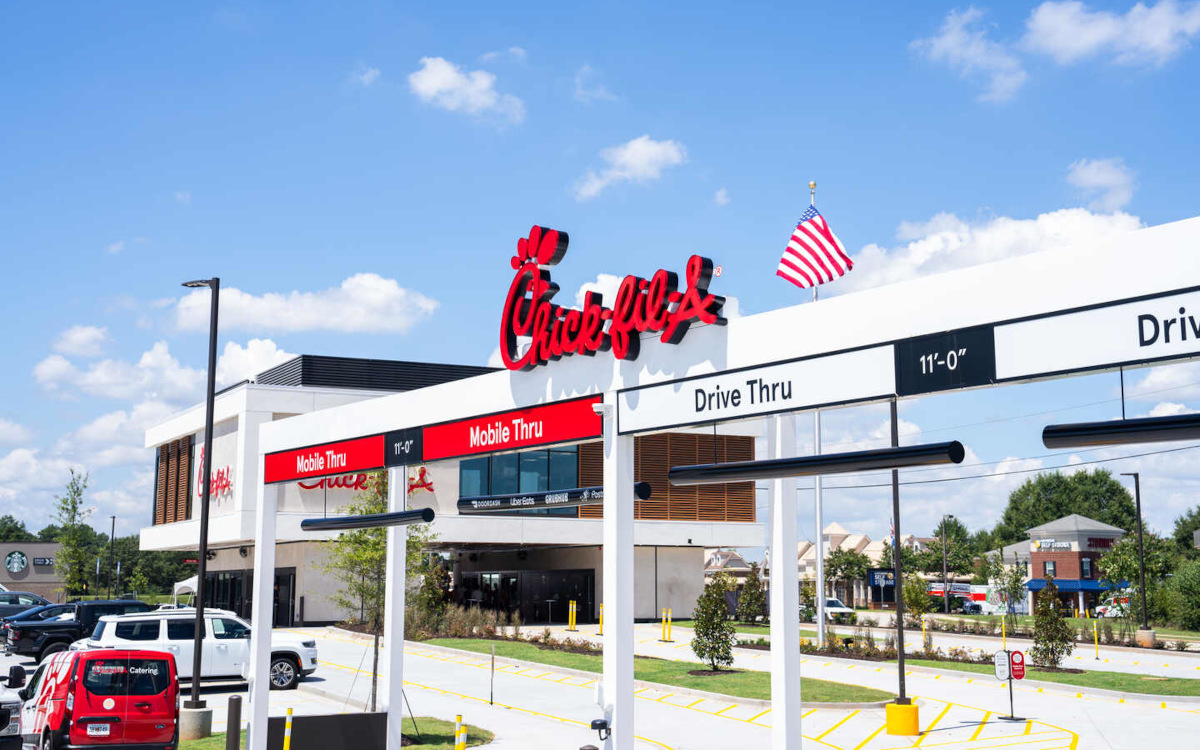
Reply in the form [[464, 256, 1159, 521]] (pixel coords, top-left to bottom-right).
[[86, 723, 111, 737]]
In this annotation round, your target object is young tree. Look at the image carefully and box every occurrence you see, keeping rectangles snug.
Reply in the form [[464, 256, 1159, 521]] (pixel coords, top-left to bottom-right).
[[322, 470, 436, 710], [985, 552, 1028, 631], [53, 470, 94, 597], [1097, 531, 1176, 625], [825, 548, 870, 607], [738, 562, 767, 624], [799, 581, 817, 622], [1030, 578, 1074, 668], [691, 572, 736, 671], [1168, 559, 1200, 630], [902, 574, 933, 625]]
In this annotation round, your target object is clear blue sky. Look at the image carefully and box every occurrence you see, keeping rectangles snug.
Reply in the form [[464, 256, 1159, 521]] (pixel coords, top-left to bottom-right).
[[1, 1, 1198, 541]]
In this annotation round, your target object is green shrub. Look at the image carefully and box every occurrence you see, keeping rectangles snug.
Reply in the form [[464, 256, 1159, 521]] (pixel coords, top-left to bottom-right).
[[691, 572, 736, 671], [1030, 578, 1075, 668]]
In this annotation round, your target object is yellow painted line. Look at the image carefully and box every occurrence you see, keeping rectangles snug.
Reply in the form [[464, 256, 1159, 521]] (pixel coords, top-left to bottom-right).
[[914, 703, 951, 746], [685, 698, 705, 709], [714, 703, 739, 716], [802, 708, 818, 718], [969, 711, 991, 741], [634, 687, 649, 695], [851, 724, 885, 750], [655, 693, 675, 703], [1024, 720, 1033, 735], [747, 707, 772, 723], [814, 710, 859, 740]]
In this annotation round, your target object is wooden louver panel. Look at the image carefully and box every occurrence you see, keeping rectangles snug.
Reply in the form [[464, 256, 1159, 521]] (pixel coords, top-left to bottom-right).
[[154, 435, 193, 526], [635, 434, 670, 520], [577, 441, 604, 519], [667, 435, 699, 521]]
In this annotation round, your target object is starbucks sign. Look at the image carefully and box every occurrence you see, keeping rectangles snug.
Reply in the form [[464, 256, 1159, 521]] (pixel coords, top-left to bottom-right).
[[4, 551, 28, 574]]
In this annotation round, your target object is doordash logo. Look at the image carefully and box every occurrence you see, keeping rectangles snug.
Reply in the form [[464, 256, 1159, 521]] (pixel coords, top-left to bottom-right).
[[499, 226, 726, 371]]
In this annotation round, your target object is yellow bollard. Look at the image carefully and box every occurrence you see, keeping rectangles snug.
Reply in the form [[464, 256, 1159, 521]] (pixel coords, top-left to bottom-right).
[[661, 608, 666, 641], [599, 603, 604, 636], [922, 615, 927, 644], [1002, 616, 1006, 651], [885, 702, 920, 736], [566, 600, 577, 632], [455, 714, 465, 750], [668, 608, 673, 642], [283, 708, 294, 750], [1094, 621, 1099, 660]]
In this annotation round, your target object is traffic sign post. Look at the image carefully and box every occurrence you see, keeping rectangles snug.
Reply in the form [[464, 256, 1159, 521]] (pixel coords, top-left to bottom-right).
[[995, 650, 1025, 721]]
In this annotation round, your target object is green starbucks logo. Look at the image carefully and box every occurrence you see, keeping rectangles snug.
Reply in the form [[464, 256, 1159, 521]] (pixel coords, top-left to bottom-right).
[[4, 551, 27, 574]]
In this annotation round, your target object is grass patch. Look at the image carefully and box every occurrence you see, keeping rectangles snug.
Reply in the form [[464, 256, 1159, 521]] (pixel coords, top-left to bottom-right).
[[180, 717, 492, 750], [668, 619, 820, 638], [426, 638, 892, 703], [900, 658, 1200, 696]]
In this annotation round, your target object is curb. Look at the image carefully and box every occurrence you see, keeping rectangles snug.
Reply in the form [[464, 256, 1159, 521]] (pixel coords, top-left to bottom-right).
[[413, 641, 892, 710], [807, 653, 1200, 705]]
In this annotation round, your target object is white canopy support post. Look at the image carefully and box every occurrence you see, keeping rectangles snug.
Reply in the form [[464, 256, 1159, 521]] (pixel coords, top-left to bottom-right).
[[768, 414, 802, 749], [247, 457, 277, 750], [600, 395, 634, 749], [813, 409, 826, 646], [381, 465, 408, 748]]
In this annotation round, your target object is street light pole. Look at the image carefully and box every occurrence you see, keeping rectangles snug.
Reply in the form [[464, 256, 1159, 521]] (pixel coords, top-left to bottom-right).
[[182, 277, 220, 711], [942, 514, 954, 615], [107, 516, 116, 598], [1120, 472, 1149, 631]]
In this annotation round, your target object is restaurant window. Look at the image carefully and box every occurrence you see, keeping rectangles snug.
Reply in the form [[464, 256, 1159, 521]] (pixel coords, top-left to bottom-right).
[[458, 446, 579, 516], [1081, 558, 1092, 579], [1044, 560, 1056, 578]]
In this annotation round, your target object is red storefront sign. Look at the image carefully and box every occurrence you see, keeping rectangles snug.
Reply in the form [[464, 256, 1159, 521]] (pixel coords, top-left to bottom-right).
[[264, 435, 385, 484], [500, 226, 725, 370], [423, 396, 603, 461], [1010, 651, 1026, 680]]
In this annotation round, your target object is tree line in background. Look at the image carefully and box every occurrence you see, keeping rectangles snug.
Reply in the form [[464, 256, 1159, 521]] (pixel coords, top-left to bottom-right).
[[3, 470, 195, 598]]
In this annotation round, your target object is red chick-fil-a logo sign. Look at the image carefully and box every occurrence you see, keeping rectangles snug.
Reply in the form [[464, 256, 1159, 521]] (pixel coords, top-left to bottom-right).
[[297, 474, 370, 492], [195, 447, 233, 500], [500, 226, 725, 371]]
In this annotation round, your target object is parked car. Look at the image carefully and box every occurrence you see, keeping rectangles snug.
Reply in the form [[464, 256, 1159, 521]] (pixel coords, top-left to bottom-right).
[[0, 594, 49, 621], [72, 609, 318, 690], [962, 602, 983, 615], [18, 649, 178, 750], [807, 598, 856, 624], [3, 601, 153, 663], [0, 665, 27, 750]]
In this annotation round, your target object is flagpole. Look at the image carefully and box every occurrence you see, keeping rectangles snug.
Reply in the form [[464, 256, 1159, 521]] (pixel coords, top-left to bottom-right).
[[808, 180, 827, 645]]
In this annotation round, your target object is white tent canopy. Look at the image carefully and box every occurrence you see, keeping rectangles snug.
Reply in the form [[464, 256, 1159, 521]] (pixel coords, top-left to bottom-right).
[[173, 576, 197, 597]]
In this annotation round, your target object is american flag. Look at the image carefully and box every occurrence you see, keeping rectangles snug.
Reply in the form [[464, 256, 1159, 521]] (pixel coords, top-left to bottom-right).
[[776, 205, 853, 289]]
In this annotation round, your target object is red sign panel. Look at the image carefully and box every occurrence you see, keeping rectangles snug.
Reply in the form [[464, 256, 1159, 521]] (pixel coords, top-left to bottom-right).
[[1010, 650, 1026, 680], [423, 396, 603, 461], [264, 435, 385, 484]]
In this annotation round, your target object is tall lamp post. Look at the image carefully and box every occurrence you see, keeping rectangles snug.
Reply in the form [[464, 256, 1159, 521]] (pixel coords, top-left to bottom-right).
[[1119, 472, 1150, 633], [941, 514, 954, 614], [107, 516, 116, 598], [182, 277, 220, 712]]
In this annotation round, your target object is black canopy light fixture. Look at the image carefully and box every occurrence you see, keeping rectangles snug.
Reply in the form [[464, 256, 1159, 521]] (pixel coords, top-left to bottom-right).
[[1042, 412, 1200, 449], [301, 507, 435, 532], [668, 441, 965, 486]]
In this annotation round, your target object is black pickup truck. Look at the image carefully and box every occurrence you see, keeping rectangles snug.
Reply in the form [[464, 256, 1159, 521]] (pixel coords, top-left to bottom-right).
[[2, 599, 152, 662]]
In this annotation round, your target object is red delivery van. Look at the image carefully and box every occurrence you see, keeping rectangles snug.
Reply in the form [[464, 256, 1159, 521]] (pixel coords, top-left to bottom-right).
[[19, 649, 178, 750]]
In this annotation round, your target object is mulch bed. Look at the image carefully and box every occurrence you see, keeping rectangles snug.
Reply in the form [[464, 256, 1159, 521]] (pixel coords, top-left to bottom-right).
[[686, 669, 744, 677]]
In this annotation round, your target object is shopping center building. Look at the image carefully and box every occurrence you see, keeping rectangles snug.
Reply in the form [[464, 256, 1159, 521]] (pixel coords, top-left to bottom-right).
[[140, 354, 761, 625]]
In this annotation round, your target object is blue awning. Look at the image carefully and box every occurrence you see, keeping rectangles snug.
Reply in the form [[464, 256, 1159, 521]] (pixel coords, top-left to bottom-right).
[[1025, 579, 1128, 592]]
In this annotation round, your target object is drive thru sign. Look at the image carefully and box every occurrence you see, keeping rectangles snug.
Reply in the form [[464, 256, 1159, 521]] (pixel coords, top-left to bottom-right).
[[993, 651, 1010, 681], [994, 650, 1024, 721], [1011, 650, 1026, 680]]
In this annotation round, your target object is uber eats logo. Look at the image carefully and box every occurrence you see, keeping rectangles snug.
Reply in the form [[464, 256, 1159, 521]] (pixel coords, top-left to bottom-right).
[[4, 551, 27, 574]]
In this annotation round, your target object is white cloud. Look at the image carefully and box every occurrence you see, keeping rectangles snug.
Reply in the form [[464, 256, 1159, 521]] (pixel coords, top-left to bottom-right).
[[574, 135, 687, 201], [91, 471, 156, 521], [217, 338, 295, 384], [53, 325, 109, 357], [574, 64, 616, 103], [408, 57, 525, 124], [0, 448, 79, 503], [480, 47, 526, 63], [106, 240, 125, 254], [34, 341, 204, 402], [351, 66, 381, 87], [175, 273, 439, 334], [1129, 360, 1200, 400], [836, 208, 1142, 294], [174, 191, 191, 204], [0, 419, 31, 444], [1148, 401, 1195, 416], [714, 188, 730, 207], [1023, 0, 1200, 66], [912, 7, 1027, 102], [1066, 157, 1136, 211]]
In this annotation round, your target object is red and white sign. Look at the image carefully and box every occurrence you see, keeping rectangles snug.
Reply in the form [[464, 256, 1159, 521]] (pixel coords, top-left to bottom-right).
[[1010, 651, 1026, 680], [195, 447, 233, 500], [264, 435, 384, 484], [297, 474, 371, 492], [423, 396, 603, 461], [500, 225, 725, 370]]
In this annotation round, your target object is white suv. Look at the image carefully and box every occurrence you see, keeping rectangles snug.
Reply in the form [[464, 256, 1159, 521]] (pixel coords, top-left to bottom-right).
[[69, 608, 318, 690]]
